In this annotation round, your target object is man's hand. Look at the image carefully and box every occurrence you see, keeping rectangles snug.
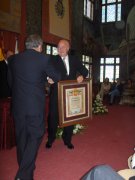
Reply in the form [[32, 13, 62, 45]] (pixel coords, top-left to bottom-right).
[[48, 78, 54, 84], [77, 75, 84, 83]]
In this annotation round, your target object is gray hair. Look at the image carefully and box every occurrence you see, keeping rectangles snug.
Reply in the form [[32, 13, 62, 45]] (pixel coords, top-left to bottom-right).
[[25, 34, 43, 49]]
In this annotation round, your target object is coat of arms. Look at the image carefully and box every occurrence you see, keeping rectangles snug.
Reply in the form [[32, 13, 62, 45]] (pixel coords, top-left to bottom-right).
[[55, 0, 65, 18]]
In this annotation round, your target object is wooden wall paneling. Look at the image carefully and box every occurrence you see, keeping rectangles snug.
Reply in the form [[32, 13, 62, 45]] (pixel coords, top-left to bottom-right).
[[0, 0, 26, 53]]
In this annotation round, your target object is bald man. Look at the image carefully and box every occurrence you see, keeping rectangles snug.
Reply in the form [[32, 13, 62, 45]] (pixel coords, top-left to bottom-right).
[[46, 39, 88, 149]]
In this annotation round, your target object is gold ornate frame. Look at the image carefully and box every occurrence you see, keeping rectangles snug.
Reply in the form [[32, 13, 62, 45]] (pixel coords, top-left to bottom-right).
[[58, 79, 92, 127]]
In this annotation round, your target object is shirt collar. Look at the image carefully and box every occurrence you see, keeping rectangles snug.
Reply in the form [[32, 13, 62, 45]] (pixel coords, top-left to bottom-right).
[[61, 55, 68, 60]]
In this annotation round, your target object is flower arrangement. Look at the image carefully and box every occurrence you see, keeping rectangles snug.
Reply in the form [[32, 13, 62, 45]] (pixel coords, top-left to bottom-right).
[[56, 124, 86, 139], [92, 94, 108, 114]]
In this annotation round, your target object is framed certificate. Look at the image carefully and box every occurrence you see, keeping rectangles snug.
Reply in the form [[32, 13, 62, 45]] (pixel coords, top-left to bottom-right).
[[58, 79, 92, 127]]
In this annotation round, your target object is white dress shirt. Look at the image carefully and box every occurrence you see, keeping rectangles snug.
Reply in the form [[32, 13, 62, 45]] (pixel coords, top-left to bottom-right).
[[62, 55, 69, 75]]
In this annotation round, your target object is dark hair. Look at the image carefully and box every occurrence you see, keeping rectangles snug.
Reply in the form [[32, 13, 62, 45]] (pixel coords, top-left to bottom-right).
[[25, 34, 43, 49]]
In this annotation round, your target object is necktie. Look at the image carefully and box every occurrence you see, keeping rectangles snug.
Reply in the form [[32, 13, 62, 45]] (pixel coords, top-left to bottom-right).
[[62, 57, 67, 74]]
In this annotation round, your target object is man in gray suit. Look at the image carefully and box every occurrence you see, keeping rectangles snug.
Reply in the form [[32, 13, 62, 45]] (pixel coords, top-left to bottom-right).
[[8, 34, 61, 180]]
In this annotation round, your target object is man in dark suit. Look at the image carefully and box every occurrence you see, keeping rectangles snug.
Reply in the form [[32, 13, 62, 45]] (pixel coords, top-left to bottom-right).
[[0, 50, 14, 98], [8, 34, 61, 180], [46, 39, 88, 150]]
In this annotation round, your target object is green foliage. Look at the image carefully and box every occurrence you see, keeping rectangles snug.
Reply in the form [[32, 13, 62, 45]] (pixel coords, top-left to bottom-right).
[[56, 124, 86, 139], [92, 94, 108, 114]]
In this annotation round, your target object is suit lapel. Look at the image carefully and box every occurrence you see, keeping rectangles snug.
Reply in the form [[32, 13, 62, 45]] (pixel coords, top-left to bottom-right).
[[68, 55, 72, 75], [57, 55, 67, 74]]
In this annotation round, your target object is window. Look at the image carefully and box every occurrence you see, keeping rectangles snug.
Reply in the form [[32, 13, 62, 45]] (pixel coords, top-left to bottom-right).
[[84, 0, 94, 20], [102, 0, 121, 23], [45, 44, 58, 55], [100, 57, 120, 82], [82, 55, 92, 78]]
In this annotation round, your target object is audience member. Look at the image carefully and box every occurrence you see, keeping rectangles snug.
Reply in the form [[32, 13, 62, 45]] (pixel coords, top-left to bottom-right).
[[81, 164, 135, 180], [99, 77, 111, 101], [125, 79, 133, 89], [81, 165, 124, 180], [109, 78, 123, 105], [4, 50, 14, 64], [0, 49, 14, 98], [119, 79, 135, 105]]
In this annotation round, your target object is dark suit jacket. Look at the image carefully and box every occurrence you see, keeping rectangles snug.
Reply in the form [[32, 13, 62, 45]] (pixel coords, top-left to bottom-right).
[[0, 60, 10, 98], [51, 54, 88, 81], [110, 82, 123, 95], [49, 54, 88, 107], [8, 49, 61, 115], [47, 54, 88, 135]]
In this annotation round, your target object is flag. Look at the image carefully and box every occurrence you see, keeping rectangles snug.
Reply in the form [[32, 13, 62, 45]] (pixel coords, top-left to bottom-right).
[[15, 37, 19, 54], [0, 48, 4, 61]]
